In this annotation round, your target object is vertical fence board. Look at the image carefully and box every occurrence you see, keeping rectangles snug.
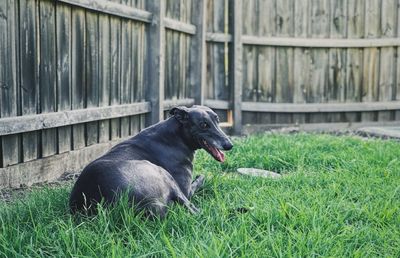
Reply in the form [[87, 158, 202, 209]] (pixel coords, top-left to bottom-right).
[[71, 7, 86, 150], [328, 0, 347, 122], [0, 0, 20, 167], [165, 31, 174, 99], [136, 22, 147, 132], [309, 0, 330, 123], [86, 11, 100, 146], [40, 0, 57, 157], [293, 0, 310, 123], [242, 0, 258, 125], [378, 0, 396, 121], [178, 2, 186, 99], [56, 3, 72, 154], [146, 0, 165, 124], [396, 0, 400, 120], [110, 5, 121, 139], [256, 0, 275, 123], [190, 0, 206, 105], [20, 0, 38, 162], [294, 1, 310, 123], [120, 3, 132, 138], [275, 0, 294, 123], [207, 0, 227, 101], [98, 13, 111, 143], [346, 0, 364, 122], [231, 0, 243, 134], [362, 0, 381, 121], [130, 21, 140, 135]]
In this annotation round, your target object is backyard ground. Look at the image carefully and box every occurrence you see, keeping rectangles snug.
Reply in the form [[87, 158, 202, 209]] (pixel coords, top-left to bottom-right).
[[0, 133, 399, 257]]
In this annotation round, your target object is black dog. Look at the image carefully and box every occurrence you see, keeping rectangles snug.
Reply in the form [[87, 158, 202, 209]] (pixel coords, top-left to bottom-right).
[[69, 105, 233, 218]]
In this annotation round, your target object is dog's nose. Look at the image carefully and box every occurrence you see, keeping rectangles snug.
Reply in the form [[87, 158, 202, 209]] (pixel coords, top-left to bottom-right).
[[223, 141, 233, 151]]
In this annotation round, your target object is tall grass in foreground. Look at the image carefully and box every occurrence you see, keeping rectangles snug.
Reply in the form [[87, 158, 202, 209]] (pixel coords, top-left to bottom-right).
[[0, 133, 399, 257]]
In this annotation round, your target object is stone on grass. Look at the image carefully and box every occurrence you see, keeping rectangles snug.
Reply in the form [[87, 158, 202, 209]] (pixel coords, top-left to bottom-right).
[[237, 168, 282, 179]]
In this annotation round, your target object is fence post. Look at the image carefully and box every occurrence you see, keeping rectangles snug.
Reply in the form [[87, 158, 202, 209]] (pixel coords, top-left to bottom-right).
[[229, 0, 243, 134], [146, 0, 165, 125], [190, 0, 206, 105]]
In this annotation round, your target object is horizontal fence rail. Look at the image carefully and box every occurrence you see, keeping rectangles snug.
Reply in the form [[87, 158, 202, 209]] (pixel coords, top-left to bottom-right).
[[206, 33, 232, 43], [163, 98, 195, 110], [0, 103, 151, 136], [164, 18, 196, 35], [58, 0, 152, 22], [241, 36, 400, 48], [241, 101, 400, 113]]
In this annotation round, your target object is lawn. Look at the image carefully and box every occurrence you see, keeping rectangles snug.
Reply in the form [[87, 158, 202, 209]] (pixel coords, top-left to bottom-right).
[[0, 133, 399, 257]]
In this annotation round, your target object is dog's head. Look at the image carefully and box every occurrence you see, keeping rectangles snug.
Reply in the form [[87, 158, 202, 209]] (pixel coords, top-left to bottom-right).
[[169, 105, 233, 162]]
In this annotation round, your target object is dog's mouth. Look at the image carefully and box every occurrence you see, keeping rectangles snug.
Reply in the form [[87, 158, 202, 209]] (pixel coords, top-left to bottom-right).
[[201, 139, 225, 162]]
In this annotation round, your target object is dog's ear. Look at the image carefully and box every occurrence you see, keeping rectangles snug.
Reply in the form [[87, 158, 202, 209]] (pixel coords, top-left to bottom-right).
[[169, 106, 189, 123]]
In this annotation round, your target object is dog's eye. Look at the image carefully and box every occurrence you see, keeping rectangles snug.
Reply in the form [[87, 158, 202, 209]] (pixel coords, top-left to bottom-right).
[[200, 122, 209, 129]]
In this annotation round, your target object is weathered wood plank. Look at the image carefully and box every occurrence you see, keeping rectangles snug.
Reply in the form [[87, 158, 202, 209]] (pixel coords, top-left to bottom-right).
[[293, 0, 310, 124], [204, 99, 231, 110], [309, 0, 330, 123], [396, 0, 400, 120], [207, 0, 227, 102], [328, 0, 347, 122], [275, 0, 294, 123], [241, 101, 400, 113], [207, 0, 224, 33], [20, 0, 38, 162], [0, 137, 128, 189], [56, 3, 72, 154], [129, 19, 140, 136], [146, 0, 166, 124], [40, 0, 58, 157], [190, 0, 206, 105], [256, 0, 275, 124], [71, 8, 87, 149], [164, 18, 196, 35], [345, 0, 364, 122], [163, 98, 195, 110], [378, 0, 396, 121], [120, 2, 132, 138], [109, 2, 121, 140], [206, 32, 232, 43], [362, 0, 381, 121], [241, 0, 258, 125], [0, 0, 20, 167], [231, 0, 243, 134], [0, 102, 151, 136], [57, 0, 152, 22], [98, 13, 111, 143], [241, 36, 400, 48], [86, 10, 100, 146]]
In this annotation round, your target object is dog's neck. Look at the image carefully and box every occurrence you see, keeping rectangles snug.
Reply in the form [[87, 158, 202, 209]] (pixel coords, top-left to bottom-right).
[[141, 118, 197, 155]]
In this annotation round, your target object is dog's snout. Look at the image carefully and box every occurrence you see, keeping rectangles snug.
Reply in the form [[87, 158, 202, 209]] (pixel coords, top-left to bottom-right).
[[223, 141, 233, 151]]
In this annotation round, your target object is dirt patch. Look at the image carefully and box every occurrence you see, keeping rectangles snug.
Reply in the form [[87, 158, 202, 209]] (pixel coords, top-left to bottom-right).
[[0, 171, 79, 203]]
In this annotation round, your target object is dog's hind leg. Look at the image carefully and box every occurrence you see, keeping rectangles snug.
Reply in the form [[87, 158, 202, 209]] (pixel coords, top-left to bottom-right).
[[174, 190, 200, 214], [188, 175, 205, 199]]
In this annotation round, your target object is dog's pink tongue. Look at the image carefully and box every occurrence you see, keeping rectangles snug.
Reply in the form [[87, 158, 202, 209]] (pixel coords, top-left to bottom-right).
[[207, 144, 225, 162], [216, 149, 225, 162]]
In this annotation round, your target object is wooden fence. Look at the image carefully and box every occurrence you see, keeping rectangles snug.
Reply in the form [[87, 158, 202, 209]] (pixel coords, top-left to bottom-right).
[[1, 0, 400, 188], [205, 0, 400, 134]]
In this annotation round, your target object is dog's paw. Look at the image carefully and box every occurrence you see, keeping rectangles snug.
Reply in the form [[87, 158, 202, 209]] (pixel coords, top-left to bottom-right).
[[188, 204, 201, 215]]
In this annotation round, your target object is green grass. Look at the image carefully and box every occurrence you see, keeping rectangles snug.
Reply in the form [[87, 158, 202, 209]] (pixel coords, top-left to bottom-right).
[[1, 133, 400, 257]]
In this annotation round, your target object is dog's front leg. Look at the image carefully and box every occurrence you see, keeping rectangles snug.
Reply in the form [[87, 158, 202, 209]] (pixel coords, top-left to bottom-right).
[[188, 175, 205, 199]]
